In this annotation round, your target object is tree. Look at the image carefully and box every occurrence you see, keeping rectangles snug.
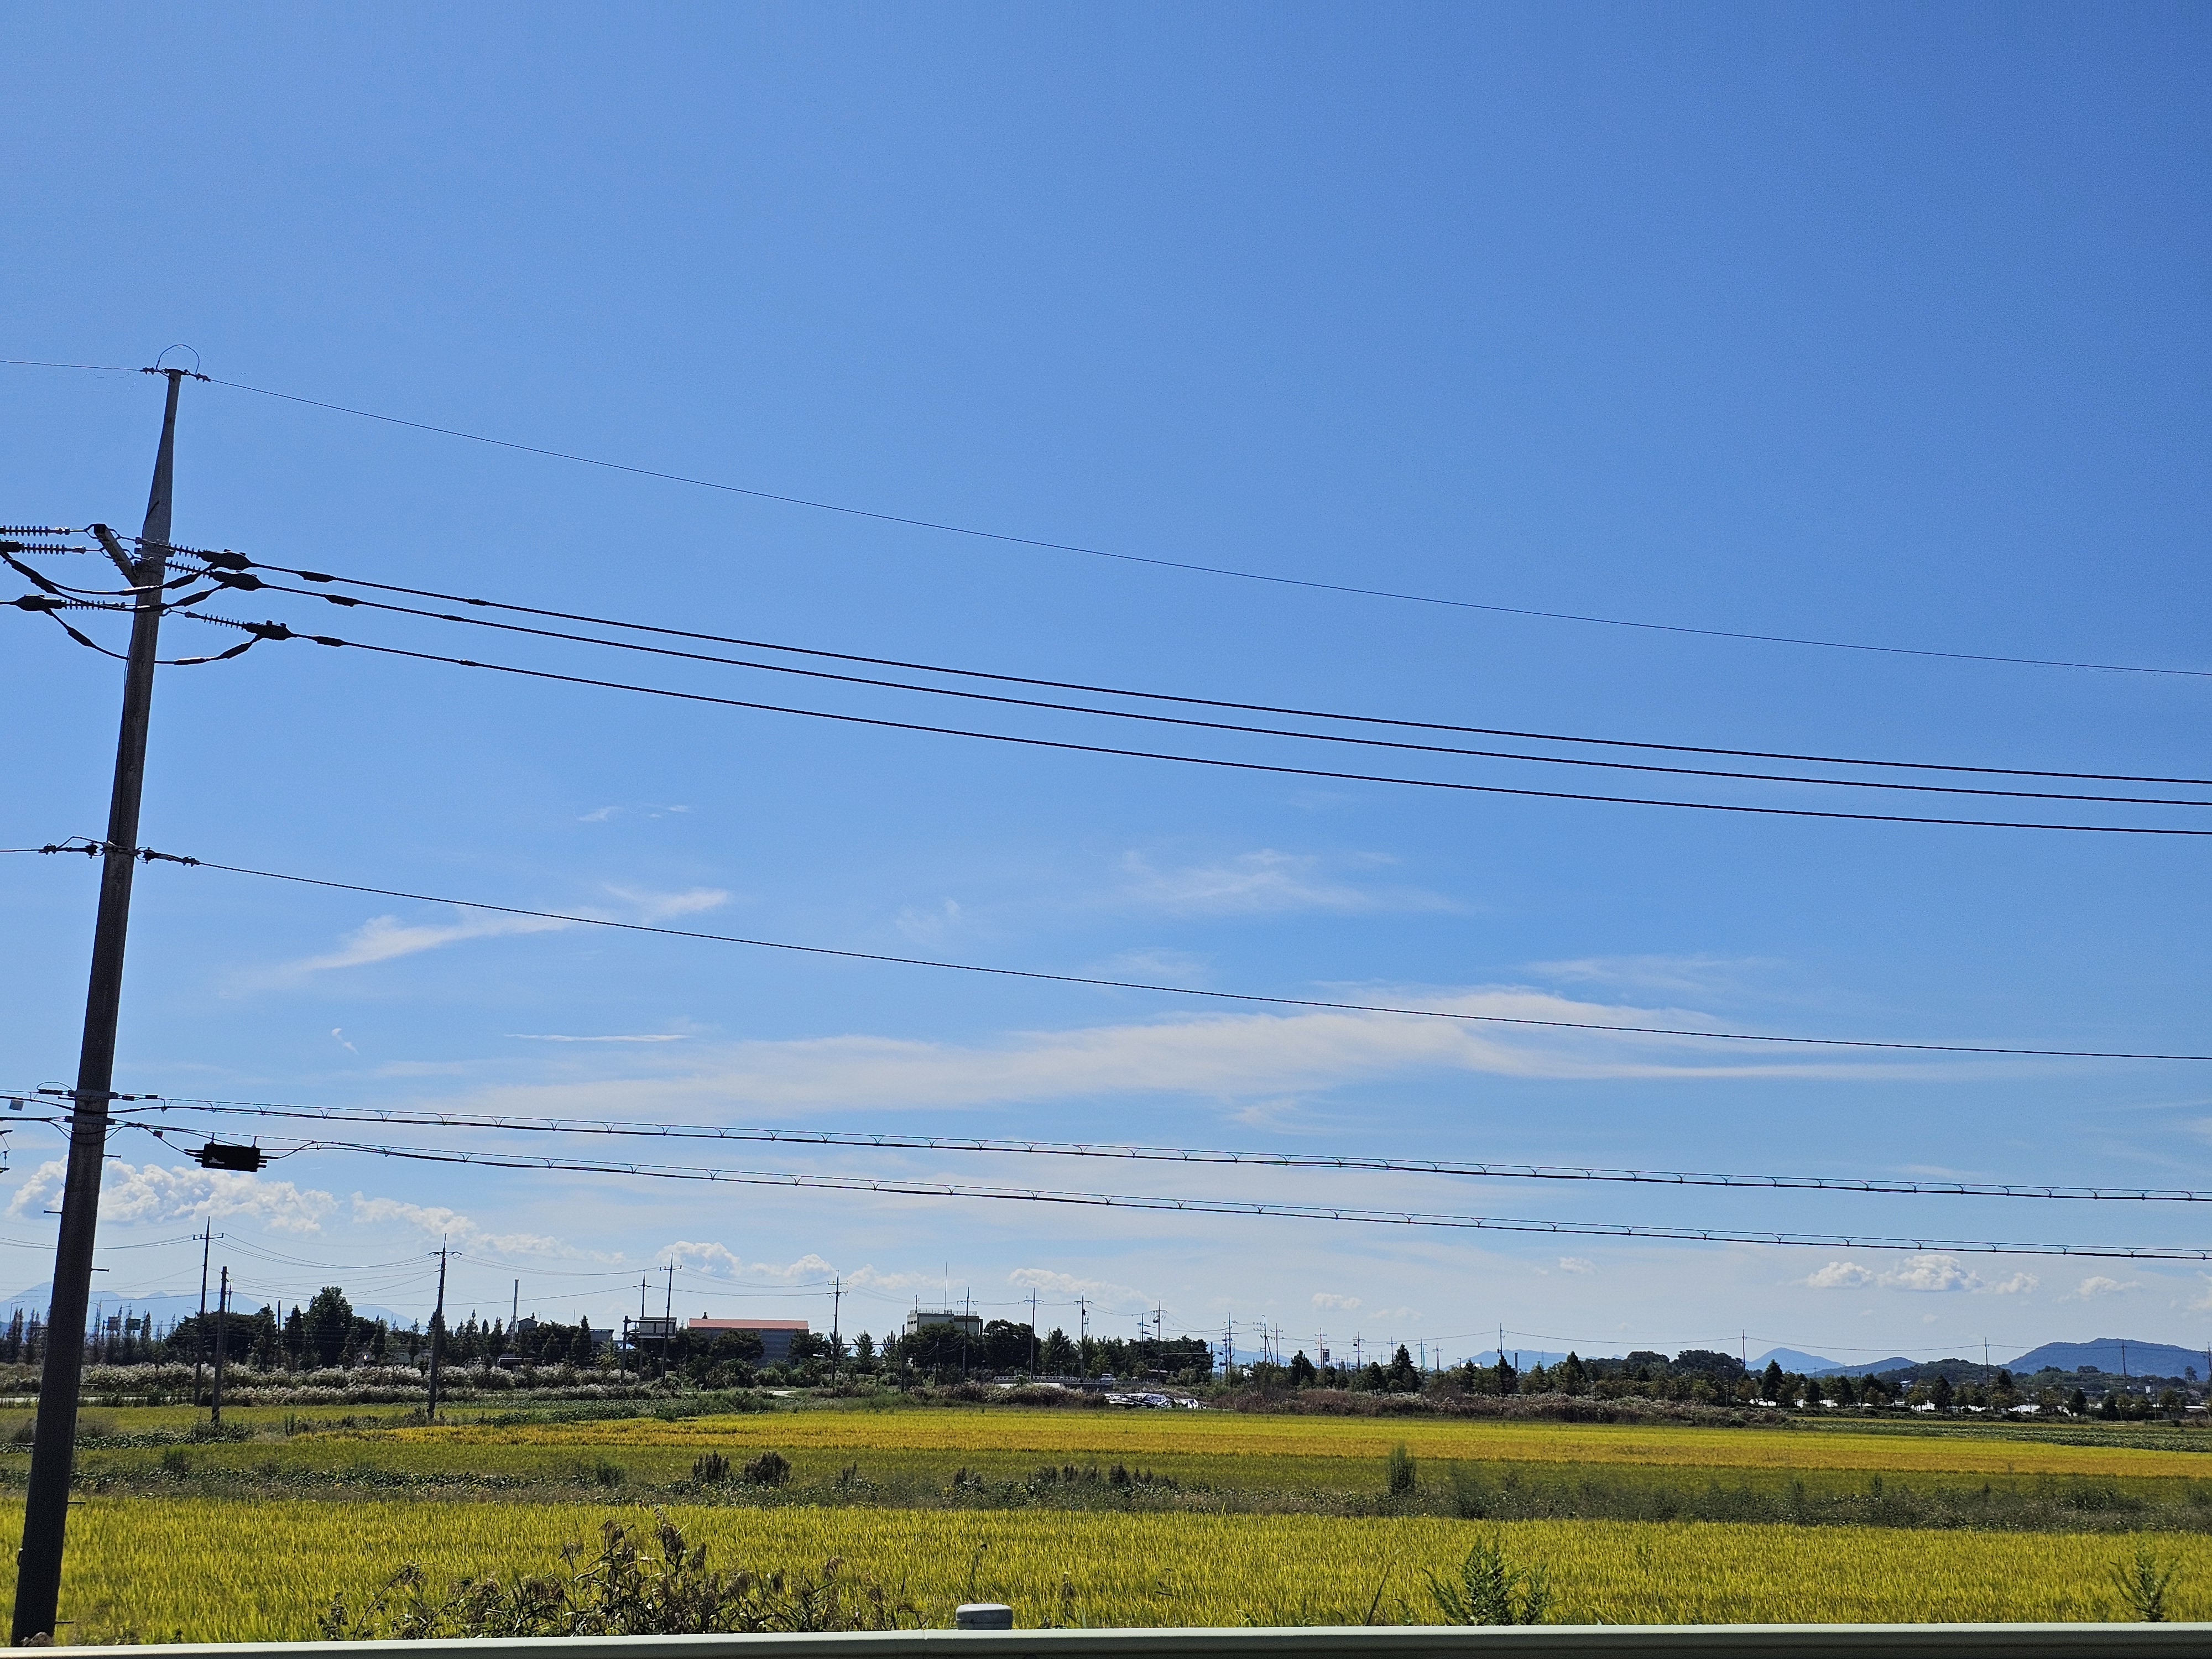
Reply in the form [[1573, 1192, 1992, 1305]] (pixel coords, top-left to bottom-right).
[[1556, 1352, 1588, 1395], [1039, 1327, 1075, 1374], [1288, 1349, 1318, 1386], [1386, 1345, 1420, 1392], [1930, 1374, 1954, 1411], [1802, 1375, 1823, 1408], [2068, 1387, 2089, 1417], [305, 1287, 354, 1368], [1761, 1360, 1785, 1404]]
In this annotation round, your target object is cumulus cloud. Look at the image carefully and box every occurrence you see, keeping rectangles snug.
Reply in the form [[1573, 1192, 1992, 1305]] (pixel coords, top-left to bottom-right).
[[350, 1194, 561, 1255], [1008, 1267, 1147, 1311], [9, 1160, 333, 1234], [1557, 1257, 1597, 1276], [1808, 1261, 1876, 1289], [1120, 851, 1451, 917], [659, 1241, 834, 1284], [1807, 1254, 2038, 1296], [2074, 1275, 2137, 1298]]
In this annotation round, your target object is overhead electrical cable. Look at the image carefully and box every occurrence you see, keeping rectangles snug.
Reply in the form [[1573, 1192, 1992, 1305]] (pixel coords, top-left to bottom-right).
[[133, 540, 2212, 787], [6, 358, 2202, 677], [117, 1130, 2212, 1262], [14, 841, 2208, 1060], [112, 1095, 2212, 1201], [164, 613, 2212, 836], [148, 562, 2212, 807]]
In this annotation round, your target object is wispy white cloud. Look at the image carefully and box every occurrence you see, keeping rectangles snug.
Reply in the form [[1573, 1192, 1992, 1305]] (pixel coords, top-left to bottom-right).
[[603, 886, 728, 922], [9, 1160, 334, 1234], [1557, 1256, 1597, 1276], [1312, 1291, 1361, 1311], [262, 910, 572, 982], [452, 988, 1928, 1120], [895, 900, 963, 940], [579, 806, 620, 823], [1528, 955, 1773, 998], [1119, 850, 1453, 917]]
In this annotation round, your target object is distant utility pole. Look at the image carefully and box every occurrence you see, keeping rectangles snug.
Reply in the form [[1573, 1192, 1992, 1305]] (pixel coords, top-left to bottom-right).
[[191, 1220, 213, 1405], [512, 1279, 519, 1332], [14, 366, 192, 1647], [425, 1245, 450, 1419], [662, 1263, 675, 1378], [832, 1276, 844, 1378], [1028, 1289, 1037, 1373], [209, 1268, 230, 1427]]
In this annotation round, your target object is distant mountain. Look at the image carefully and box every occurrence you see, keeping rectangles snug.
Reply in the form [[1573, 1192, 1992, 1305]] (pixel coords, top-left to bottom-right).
[[1752, 1348, 1838, 1374], [2008, 1338, 2210, 1380], [1751, 1348, 1918, 1378]]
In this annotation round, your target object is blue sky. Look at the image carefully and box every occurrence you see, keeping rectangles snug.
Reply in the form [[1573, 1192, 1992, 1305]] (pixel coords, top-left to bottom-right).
[[1, 3, 2207, 1366]]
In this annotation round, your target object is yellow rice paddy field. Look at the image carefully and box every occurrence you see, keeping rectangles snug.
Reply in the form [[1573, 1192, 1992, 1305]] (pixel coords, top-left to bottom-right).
[[390, 1407, 2211, 1479], [14, 1499, 2212, 1640]]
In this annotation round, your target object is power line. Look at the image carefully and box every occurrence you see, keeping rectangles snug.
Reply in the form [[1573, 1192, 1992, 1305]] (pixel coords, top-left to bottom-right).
[[134, 1131, 2212, 1262], [138, 540, 2212, 787], [112, 1094, 2212, 1201], [13, 841, 2208, 1060], [5, 358, 2203, 679], [161, 613, 2212, 836], [143, 556, 2212, 806]]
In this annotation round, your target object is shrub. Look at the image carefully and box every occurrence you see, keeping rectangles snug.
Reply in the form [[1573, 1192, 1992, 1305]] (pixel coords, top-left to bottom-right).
[[691, 1452, 731, 1484], [319, 1513, 920, 1637], [1385, 1442, 1417, 1496], [1426, 1534, 1551, 1626], [742, 1451, 792, 1488], [2109, 1546, 2179, 1623]]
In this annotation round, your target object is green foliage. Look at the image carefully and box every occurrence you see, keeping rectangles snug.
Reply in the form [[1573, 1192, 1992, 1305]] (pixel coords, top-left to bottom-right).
[[317, 1512, 921, 1637], [1425, 1533, 1552, 1625], [743, 1450, 792, 1488], [2109, 1545, 2179, 1622], [691, 1452, 731, 1484], [1384, 1442, 1417, 1496]]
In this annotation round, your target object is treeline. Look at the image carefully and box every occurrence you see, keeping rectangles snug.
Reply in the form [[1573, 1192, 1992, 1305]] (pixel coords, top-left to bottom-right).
[[653, 1321, 1217, 1390]]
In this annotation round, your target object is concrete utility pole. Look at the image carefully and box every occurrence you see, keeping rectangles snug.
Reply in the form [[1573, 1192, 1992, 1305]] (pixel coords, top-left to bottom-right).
[[426, 1244, 449, 1419], [14, 367, 189, 1646], [210, 1268, 229, 1427], [192, 1221, 212, 1404]]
